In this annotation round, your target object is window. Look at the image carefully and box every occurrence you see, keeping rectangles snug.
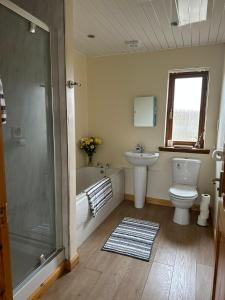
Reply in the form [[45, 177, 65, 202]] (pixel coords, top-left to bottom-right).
[[165, 71, 208, 148]]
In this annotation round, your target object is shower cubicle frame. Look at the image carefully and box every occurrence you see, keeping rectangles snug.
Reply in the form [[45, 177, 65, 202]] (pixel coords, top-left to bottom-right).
[[0, 0, 69, 299]]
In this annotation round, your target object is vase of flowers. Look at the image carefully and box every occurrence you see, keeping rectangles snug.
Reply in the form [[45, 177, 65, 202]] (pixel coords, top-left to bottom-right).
[[79, 137, 102, 166]]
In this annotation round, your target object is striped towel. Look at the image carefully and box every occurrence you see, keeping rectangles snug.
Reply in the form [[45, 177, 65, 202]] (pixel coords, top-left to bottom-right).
[[85, 177, 113, 217], [0, 79, 6, 124]]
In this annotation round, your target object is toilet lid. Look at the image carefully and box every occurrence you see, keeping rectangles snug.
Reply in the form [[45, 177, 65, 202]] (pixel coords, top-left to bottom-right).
[[169, 184, 198, 199]]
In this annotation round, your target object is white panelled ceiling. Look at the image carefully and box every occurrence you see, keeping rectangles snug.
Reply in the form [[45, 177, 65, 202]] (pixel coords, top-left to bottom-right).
[[74, 0, 225, 56]]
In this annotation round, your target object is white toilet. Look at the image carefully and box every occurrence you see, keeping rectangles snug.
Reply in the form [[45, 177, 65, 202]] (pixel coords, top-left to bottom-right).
[[169, 158, 201, 225]]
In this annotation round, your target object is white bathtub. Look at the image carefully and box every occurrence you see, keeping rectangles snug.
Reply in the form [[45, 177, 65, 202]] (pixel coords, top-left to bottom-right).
[[76, 167, 124, 247]]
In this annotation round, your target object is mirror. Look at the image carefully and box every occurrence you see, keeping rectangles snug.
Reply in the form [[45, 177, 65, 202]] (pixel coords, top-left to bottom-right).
[[134, 96, 156, 127]]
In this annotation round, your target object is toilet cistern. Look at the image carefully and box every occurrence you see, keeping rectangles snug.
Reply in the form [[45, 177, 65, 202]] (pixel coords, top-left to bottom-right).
[[124, 150, 159, 208]]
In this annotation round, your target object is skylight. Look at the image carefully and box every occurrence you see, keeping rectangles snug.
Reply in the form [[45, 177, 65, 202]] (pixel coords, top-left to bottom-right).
[[172, 0, 208, 26]]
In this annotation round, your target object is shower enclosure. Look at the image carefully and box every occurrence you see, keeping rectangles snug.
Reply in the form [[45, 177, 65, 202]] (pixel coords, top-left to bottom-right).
[[0, 2, 62, 290]]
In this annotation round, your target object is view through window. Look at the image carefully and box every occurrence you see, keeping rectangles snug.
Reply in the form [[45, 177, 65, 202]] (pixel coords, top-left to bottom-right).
[[172, 77, 203, 142]]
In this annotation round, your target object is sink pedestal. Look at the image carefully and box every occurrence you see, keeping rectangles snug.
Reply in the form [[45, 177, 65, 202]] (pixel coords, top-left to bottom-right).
[[124, 151, 159, 209], [134, 166, 147, 208]]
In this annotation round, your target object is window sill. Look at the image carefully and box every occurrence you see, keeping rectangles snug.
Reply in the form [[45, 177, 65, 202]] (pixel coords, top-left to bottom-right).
[[158, 146, 210, 154]]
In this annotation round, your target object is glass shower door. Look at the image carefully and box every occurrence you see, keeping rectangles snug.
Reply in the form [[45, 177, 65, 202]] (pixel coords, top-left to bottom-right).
[[0, 4, 57, 288]]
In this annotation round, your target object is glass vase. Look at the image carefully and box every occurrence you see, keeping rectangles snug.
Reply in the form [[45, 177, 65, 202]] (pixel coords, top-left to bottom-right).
[[87, 154, 93, 166]]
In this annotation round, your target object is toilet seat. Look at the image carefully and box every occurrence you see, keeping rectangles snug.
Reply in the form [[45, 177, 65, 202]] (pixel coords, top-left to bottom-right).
[[169, 184, 198, 200]]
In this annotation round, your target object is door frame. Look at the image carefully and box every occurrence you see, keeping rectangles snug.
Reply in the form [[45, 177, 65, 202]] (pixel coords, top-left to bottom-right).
[[212, 144, 225, 299]]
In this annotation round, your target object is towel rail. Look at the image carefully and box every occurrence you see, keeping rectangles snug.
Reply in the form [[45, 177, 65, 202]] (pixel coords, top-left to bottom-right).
[[67, 80, 82, 88]]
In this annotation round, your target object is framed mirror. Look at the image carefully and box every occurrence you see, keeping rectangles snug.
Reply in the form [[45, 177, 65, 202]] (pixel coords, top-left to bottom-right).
[[134, 96, 157, 127]]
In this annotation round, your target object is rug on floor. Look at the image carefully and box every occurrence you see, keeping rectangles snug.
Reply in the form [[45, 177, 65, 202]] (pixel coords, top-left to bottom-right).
[[102, 217, 160, 261]]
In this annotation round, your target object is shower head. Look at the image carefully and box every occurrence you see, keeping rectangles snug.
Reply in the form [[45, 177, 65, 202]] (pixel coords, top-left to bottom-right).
[[29, 22, 36, 33]]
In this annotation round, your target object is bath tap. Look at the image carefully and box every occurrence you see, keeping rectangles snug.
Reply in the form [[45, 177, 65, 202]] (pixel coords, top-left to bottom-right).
[[97, 162, 104, 168], [97, 162, 107, 175], [97, 162, 110, 169], [135, 144, 145, 153]]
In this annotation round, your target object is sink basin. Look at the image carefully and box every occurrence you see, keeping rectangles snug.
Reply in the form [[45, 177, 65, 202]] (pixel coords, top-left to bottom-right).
[[124, 151, 159, 166], [124, 151, 159, 209]]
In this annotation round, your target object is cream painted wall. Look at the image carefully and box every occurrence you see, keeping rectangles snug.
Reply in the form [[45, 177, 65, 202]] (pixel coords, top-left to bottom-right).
[[87, 45, 225, 201], [74, 51, 89, 167]]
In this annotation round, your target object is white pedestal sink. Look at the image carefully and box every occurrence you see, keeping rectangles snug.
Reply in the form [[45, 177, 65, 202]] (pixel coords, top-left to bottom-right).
[[124, 151, 159, 208]]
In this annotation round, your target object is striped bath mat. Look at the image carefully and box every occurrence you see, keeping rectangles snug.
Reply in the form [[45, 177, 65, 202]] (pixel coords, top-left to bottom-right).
[[102, 217, 160, 261]]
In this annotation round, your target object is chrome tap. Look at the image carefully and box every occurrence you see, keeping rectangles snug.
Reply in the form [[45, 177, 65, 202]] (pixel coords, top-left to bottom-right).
[[96, 161, 104, 168], [135, 144, 145, 153]]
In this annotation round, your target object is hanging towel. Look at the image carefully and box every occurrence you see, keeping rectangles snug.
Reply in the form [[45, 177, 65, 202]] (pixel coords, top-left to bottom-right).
[[85, 177, 113, 217], [0, 79, 6, 124]]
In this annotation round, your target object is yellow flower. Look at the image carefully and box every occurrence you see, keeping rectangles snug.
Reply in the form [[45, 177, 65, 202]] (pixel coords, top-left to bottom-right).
[[79, 137, 102, 150], [95, 138, 102, 145]]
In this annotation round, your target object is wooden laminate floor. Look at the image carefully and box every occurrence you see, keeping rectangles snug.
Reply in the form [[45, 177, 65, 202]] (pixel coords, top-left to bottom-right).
[[40, 201, 214, 300]]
